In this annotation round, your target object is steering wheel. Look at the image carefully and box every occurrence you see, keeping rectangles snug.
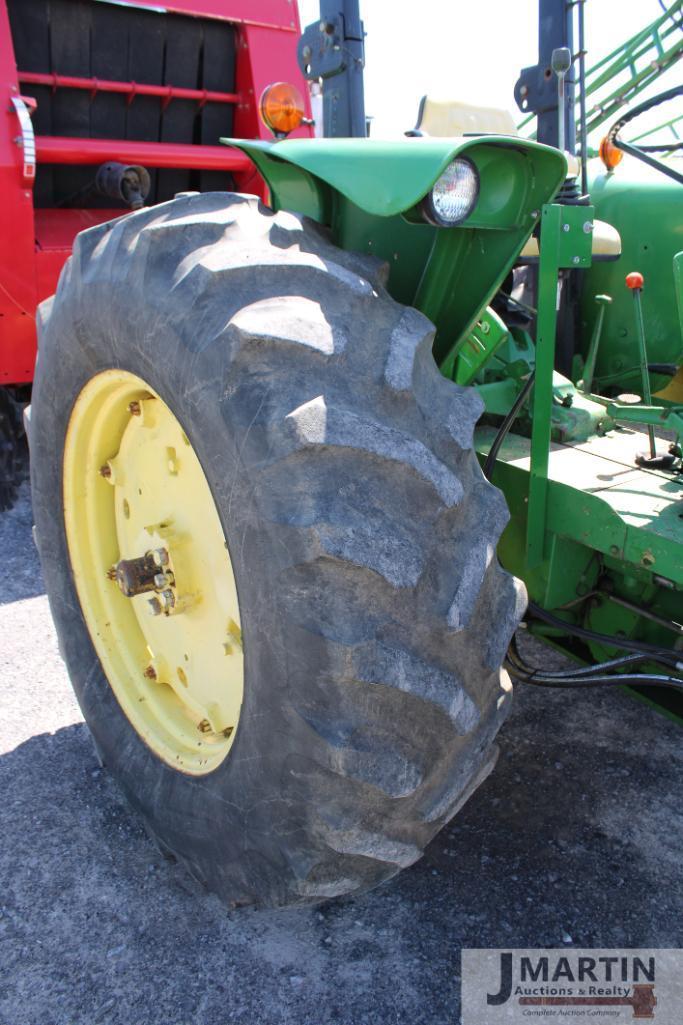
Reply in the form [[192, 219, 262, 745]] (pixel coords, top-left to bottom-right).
[[606, 84, 683, 185]]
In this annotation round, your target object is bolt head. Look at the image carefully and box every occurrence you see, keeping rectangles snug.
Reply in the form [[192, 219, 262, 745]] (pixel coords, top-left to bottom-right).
[[151, 548, 169, 567], [572, 256, 581, 264], [198, 719, 212, 734], [562, 223, 570, 232], [583, 221, 593, 234], [128, 400, 142, 416], [99, 464, 112, 478], [143, 665, 157, 680]]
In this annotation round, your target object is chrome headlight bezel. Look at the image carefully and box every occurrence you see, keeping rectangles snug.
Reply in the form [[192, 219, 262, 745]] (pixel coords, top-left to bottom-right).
[[421, 157, 480, 227]]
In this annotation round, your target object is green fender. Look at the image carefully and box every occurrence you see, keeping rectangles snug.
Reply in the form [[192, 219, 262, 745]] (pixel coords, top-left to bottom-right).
[[223, 135, 567, 363], [223, 135, 566, 220]]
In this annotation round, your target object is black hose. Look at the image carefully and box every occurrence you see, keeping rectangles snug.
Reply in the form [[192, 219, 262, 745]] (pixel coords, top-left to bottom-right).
[[506, 634, 683, 691], [527, 600, 682, 661], [507, 665, 683, 692], [483, 373, 535, 481], [508, 634, 679, 676], [510, 647, 660, 677]]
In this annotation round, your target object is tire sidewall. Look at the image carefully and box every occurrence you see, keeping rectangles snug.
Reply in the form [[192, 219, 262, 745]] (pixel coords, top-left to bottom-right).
[[31, 237, 311, 905]]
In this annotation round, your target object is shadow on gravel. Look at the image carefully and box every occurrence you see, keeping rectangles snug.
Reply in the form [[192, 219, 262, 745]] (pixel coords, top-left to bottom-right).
[[0, 483, 44, 605], [1, 682, 681, 1025]]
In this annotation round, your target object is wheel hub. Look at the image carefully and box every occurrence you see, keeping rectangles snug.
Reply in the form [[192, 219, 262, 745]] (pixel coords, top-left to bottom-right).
[[63, 370, 244, 775]]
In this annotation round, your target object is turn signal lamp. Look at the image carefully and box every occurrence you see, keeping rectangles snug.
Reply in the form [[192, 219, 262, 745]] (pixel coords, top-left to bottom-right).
[[422, 157, 480, 227], [259, 82, 305, 137], [599, 136, 624, 171]]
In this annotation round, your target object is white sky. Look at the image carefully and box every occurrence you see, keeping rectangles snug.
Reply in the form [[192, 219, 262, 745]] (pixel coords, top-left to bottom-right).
[[297, 0, 682, 140]]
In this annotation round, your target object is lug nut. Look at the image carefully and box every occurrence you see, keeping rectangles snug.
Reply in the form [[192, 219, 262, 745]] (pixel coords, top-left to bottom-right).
[[151, 548, 169, 567], [99, 464, 112, 479], [128, 400, 142, 416], [106, 566, 117, 580], [143, 665, 157, 680], [198, 719, 212, 734]]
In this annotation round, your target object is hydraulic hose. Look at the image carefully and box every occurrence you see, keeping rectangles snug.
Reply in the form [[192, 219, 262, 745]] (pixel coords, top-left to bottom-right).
[[483, 373, 535, 481]]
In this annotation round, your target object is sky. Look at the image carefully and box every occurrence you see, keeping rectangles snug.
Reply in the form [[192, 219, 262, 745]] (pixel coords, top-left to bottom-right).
[[297, 0, 682, 141]]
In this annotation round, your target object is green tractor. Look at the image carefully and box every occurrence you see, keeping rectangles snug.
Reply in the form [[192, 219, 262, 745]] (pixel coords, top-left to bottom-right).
[[29, 0, 683, 908]]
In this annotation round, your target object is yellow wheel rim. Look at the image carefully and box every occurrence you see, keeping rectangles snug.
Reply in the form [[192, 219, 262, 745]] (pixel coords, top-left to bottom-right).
[[63, 370, 244, 775]]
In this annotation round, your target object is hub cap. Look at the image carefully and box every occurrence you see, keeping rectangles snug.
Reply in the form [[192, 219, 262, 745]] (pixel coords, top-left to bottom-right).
[[63, 370, 244, 774]]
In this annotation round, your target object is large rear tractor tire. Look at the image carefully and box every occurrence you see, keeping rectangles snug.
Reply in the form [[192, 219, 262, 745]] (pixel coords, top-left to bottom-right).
[[30, 193, 525, 908]]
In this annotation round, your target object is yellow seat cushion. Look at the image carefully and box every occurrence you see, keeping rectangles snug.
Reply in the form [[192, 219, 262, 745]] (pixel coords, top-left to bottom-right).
[[518, 219, 622, 263], [412, 96, 518, 138]]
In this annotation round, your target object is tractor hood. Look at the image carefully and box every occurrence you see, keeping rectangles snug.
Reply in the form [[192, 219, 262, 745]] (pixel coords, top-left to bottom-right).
[[222, 136, 567, 221]]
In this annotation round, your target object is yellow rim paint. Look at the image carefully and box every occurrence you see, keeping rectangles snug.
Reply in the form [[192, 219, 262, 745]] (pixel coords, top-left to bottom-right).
[[63, 370, 244, 775]]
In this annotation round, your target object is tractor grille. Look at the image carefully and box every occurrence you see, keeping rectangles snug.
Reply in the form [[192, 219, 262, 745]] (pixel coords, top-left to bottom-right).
[[8, 0, 237, 207]]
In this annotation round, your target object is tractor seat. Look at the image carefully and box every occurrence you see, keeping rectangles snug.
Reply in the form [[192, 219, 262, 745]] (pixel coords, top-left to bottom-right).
[[518, 220, 622, 263], [406, 96, 519, 138]]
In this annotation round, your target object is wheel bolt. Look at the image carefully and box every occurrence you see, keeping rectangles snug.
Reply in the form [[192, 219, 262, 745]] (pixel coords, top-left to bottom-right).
[[143, 665, 157, 680], [151, 548, 169, 567], [128, 400, 142, 416], [99, 464, 112, 478], [154, 571, 175, 589], [198, 719, 212, 734]]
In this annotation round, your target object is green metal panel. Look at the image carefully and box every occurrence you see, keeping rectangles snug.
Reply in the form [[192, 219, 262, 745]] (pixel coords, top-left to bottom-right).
[[453, 307, 509, 386], [477, 422, 683, 624]]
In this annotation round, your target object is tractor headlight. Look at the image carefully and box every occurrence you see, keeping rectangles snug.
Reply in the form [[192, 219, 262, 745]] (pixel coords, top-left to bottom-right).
[[422, 157, 480, 226]]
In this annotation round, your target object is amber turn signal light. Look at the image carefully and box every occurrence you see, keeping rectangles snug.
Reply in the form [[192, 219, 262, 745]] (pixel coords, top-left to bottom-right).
[[599, 136, 624, 170], [259, 82, 305, 137]]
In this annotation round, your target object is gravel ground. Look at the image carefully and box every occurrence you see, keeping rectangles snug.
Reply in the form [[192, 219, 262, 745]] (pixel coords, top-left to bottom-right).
[[1, 481, 681, 1025]]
